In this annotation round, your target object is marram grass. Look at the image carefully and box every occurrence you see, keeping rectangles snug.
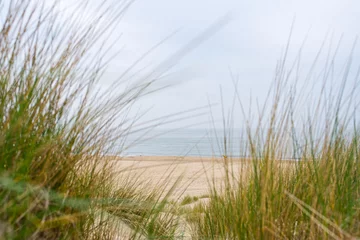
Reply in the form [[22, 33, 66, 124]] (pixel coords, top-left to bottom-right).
[[1, 1, 360, 240], [186, 41, 360, 239], [0, 1, 180, 239]]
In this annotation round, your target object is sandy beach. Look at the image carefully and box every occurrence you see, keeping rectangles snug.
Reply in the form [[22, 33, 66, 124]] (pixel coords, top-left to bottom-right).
[[110, 156, 295, 199]]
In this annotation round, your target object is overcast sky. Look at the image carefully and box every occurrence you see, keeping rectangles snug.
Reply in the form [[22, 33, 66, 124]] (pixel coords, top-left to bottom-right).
[[62, 0, 360, 129]]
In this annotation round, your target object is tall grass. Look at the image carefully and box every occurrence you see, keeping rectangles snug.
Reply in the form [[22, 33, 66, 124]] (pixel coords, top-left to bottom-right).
[[187, 38, 360, 239], [1, 1, 359, 239], [0, 1, 180, 239]]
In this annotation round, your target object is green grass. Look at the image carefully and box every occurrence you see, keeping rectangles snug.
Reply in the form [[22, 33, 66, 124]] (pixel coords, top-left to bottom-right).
[[180, 196, 200, 206], [186, 40, 360, 239], [1, 1, 360, 239], [0, 1, 180, 239]]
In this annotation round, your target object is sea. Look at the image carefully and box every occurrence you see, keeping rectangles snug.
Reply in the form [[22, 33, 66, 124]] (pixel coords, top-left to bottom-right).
[[121, 128, 245, 157]]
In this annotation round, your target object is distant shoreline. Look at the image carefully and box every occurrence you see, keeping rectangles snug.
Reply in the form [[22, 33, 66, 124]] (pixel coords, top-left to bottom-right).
[[107, 155, 300, 163]]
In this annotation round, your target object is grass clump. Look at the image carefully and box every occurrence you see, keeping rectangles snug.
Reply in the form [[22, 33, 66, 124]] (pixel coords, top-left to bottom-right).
[[0, 1, 179, 239], [180, 196, 200, 206], [188, 40, 360, 239]]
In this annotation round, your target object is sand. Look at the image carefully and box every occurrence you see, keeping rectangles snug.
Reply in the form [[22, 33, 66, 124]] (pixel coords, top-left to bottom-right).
[[108, 156, 296, 239], [110, 156, 259, 198]]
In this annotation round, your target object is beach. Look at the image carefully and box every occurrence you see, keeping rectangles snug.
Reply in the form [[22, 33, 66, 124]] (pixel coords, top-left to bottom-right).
[[111, 156, 295, 199]]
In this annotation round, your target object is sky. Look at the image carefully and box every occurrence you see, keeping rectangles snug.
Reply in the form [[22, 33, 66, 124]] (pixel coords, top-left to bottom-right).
[[57, 0, 360, 129]]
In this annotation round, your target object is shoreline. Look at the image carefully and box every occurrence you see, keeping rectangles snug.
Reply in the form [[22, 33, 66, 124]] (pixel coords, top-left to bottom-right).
[[109, 155, 299, 163]]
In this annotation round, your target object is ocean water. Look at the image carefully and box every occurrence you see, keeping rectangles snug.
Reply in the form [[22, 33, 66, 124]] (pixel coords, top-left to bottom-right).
[[122, 128, 244, 157]]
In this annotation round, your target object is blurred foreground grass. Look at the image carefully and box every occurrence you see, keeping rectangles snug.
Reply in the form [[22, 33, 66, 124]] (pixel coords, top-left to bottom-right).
[[0, 1, 180, 239]]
